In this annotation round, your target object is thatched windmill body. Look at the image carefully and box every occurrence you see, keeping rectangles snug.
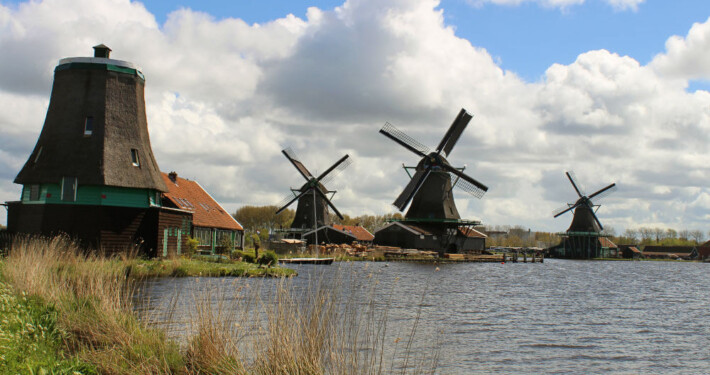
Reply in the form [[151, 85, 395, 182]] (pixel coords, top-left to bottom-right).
[[373, 108, 489, 254], [552, 171, 617, 258]]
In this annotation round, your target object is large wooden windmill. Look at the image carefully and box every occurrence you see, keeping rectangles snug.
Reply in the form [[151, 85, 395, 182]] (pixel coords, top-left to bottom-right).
[[373, 108, 489, 254], [275, 148, 356, 244], [6, 45, 190, 256], [552, 171, 617, 258]]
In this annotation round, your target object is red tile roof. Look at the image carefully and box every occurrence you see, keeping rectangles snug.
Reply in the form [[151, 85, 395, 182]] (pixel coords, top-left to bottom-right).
[[161, 172, 243, 231], [459, 227, 487, 238], [598, 237, 617, 248], [332, 224, 375, 241]]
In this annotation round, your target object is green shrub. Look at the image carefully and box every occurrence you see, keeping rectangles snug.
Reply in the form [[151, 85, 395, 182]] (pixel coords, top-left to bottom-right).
[[232, 250, 256, 263], [185, 236, 199, 257], [257, 251, 279, 267], [216, 235, 234, 255]]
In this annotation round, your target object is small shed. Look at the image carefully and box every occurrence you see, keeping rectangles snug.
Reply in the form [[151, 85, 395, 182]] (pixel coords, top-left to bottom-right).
[[161, 172, 244, 254], [618, 245, 642, 259], [302, 225, 358, 245]]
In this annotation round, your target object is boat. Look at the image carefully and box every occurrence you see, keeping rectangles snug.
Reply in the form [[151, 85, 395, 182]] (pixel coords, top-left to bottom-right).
[[279, 257, 334, 265]]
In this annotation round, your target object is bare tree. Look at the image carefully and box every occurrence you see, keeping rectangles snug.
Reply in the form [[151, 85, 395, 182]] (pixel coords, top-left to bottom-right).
[[691, 229, 704, 244], [623, 228, 639, 242], [679, 229, 691, 241]]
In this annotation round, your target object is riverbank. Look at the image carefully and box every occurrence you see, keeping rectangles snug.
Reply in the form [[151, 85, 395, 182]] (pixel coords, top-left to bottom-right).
[[1, 237, 434, 374]]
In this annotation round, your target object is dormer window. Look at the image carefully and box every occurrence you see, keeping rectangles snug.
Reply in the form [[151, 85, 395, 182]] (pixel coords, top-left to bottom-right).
[[84, 117, 93, 136], [131, 149, 140, 167]]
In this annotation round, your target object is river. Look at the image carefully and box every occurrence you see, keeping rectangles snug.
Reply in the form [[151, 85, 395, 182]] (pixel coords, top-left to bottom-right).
[[135, 259, 710, 374]]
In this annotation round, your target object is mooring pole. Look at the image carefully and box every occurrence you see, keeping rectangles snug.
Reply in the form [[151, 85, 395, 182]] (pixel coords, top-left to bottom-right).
[[313, 188, 318, 257]]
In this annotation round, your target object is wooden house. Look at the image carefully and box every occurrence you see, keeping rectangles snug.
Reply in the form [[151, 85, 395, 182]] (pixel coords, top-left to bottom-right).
[[161, 172, 244, 254], [6, 45, 190, 257]]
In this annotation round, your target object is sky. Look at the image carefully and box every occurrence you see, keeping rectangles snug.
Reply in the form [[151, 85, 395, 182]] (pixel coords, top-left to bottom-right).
[[1, 0, 710, 235]]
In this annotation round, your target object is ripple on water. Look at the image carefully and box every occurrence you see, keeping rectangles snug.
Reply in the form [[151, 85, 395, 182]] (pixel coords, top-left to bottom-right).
[[135, 259, 710, 374]]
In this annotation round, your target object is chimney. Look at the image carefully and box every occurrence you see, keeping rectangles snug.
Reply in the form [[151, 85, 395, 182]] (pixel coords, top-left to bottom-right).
[[168, 171, 178, 183], [93, 44, 112, 58]]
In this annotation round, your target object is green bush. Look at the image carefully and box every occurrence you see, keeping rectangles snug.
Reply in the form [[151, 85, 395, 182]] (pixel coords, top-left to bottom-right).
[[216, 235, 234, 255], [185, 236, 199, 257], [257, 251, 279, 267], [232, 250, 255, 263]]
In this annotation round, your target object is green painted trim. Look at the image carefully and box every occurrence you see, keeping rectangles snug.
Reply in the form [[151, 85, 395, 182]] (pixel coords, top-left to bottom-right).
[[211, 230, 216, 255], [20, 184, 161, 208], [55, 62, 145, 81]]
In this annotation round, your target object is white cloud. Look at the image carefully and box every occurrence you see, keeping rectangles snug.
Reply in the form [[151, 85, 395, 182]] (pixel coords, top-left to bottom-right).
[[0, 0, 708, 235], [651, 16, 710, 81]]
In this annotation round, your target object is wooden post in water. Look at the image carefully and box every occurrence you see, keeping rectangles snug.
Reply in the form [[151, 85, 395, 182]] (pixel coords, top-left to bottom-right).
[[532, 252, 536, 263]]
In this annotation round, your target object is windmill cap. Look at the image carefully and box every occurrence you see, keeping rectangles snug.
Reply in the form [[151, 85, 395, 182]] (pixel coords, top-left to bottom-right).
[[56, 45, 141, 74], [93, 44, 112, 58]]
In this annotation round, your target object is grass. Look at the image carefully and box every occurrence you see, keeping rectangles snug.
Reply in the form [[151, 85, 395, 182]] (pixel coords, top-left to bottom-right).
[[128, 257, 296, 278], [1, 236, 437, 374], [0, 270, 97, 374]]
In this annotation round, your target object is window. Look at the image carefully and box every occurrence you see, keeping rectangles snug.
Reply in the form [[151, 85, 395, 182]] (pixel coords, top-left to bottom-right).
[[84, 117, 93, 136], [61, 177, 77, 202], [195, 228, 212, 246], [130, 149, 140, 167], [29, 184, 40, 201]]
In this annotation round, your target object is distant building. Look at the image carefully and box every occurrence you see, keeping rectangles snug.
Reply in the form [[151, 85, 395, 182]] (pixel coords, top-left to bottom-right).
[[6, 45, 189, 257], [161, 172, 244, 254], [332, 224, 375, 244], [374, 222, 486, 253], [641, 246, 698, 260], [618, 244, 642, 259]]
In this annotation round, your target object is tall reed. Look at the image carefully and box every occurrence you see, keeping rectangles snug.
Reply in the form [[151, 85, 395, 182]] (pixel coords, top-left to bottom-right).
[[4, 236, 439, 374]]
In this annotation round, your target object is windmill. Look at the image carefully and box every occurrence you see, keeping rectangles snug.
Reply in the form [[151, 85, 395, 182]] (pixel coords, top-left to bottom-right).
[[276, 148, 351, 231], [373, 108, 489, 254], [379, 108, 488, 220], [551, 171, 617, 258]]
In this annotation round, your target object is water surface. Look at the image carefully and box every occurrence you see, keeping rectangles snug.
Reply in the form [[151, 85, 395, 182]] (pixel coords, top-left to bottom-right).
[[136, 259, 710, 374]]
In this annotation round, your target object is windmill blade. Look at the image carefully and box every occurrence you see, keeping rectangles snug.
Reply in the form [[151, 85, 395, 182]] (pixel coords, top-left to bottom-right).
[[442, 164, 488, 199], [448, 172, 487, 199], [393, 167, 432, 211], [316, 154, 352, 186], [590, 208, 604, 231], [588, 183, 617, 202], [553, 203, 577, 218], [380, 122, 430, 158], [436, 108, 472, 157], [313, 187, 345, 220], [283, 148, 314, 181], [276, 188, 309, 215], [566, 171, 586, 197]]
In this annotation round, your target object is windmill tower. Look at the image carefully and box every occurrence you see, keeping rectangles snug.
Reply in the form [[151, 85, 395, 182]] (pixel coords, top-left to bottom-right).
[[6, 45, 189, 255], [275, 148, 354, 244], [374, 108, 489, 254], [552, 171, 617, 258]]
